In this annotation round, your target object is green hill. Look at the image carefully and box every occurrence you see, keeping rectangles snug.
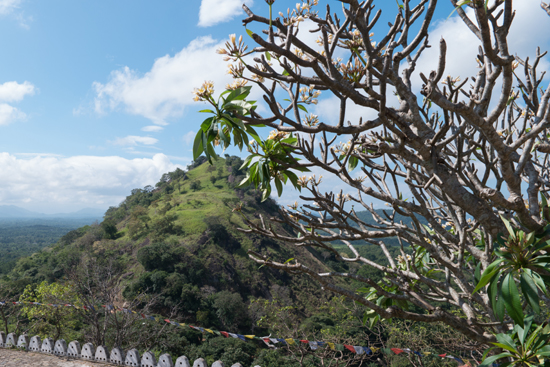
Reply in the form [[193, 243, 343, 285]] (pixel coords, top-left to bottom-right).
[[1, 156, 334, 331], [0, 156, 446, 367]]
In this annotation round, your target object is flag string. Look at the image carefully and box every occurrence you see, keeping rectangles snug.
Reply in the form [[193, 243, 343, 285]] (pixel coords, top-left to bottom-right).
[[0, 301, 488, 366]]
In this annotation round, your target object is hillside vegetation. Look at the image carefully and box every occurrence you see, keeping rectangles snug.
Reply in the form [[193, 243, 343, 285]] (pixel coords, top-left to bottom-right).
[[0, 157, 465, 367], [1, 157, 337, 330]]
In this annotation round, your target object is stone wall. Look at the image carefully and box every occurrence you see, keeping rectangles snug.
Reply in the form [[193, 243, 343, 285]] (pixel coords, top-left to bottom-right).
[[0, 332, 251, 367]]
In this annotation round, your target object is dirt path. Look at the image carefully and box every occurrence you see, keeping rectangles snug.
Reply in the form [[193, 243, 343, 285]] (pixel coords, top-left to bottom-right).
[[0, 349, 112, 367]]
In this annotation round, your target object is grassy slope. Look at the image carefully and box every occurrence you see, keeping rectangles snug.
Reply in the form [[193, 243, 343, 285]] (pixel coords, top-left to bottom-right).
[[2, 158, 331, 316]]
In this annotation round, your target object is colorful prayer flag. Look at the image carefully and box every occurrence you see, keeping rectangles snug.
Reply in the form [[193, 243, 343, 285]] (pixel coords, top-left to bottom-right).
[[344, 345, 355, 353]]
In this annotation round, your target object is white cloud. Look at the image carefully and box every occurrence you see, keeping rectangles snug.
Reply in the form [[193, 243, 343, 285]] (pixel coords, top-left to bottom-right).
[[0, 152, 183, 213], [0, 0, 31, 28], [112, 135, 158, 146], [93, 36, 233, 125], [0, 0, 21, 15], [0, 81, 35, 102], [183, 131, 196, 145], [413, 0, 550, 91], [142, 125, 164, 132], [0, 81, 35, 125], [0, 103, 26, 125], [198, 0, 252, 27]]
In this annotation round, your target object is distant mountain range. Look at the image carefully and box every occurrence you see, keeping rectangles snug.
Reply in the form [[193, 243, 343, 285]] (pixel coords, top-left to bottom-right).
[[0, 205, 105, 219]]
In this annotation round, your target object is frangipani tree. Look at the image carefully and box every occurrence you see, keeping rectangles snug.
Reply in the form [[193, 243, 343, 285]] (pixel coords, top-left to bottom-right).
[[193, 0, 550, 347]]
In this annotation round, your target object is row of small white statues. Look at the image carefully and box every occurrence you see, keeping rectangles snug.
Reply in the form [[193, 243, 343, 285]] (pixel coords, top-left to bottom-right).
[[0, 332, 247, 367]]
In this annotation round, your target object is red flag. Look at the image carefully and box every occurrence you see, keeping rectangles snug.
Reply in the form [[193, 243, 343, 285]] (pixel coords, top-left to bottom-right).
[[221, 331, 229, 338], [164, 319, 171, 323], [439, 354, 447, 358], [344, 345, 356, 353], [300, 340, 309, 344], [391, 348, 405, 355]]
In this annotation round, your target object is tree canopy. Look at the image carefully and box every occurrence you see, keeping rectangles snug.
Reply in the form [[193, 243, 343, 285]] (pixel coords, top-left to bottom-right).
[[192, 0, 550, 351]]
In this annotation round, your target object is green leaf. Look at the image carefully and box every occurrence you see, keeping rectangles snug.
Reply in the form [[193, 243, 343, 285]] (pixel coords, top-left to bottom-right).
[[193, 131, 205, 160], [492, 277, 505, 321], [369, 314, 380, 328], [274, 177, 283, 197], [473, 259, 502, 294], [525, 324, 544, 351], [529, 270, 549, 296], [224, 86, 252, 104], [502, 272, 524, 327], [536, 344, 550, 357], [517, 315, 534, 347], [348, 156, 359, 171], [525, 231, 536, 247], [200, 116, 214, 132], [297, 104, 308, 113], [237, 176, 250, 188], [206, 142, 218, 162], [491, 343, 517, 354], [265, 51, 271, 61], [245, 126, 261, 144], [285, 170, 300, 190], [474, 262, 482, 285], [261, 186, 270, 201], [496, 332, 518, 352], [500, 215, 516, 241], [480, 352, 514, 366], [246, 28, 254, 38], [520, 272, 541, 314], [284, 258, 294, 264]]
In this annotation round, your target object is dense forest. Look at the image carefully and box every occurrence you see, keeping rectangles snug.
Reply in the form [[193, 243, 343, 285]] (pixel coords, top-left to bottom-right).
[[0, 158, 469, 367], [0, 218, 101, 274]]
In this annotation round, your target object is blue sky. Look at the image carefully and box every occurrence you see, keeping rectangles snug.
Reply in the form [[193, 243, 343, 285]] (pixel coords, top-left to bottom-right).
[[0, 0, 548, 213]]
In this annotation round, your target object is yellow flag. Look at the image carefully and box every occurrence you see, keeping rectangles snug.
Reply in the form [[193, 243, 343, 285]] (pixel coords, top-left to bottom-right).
[[285, 338, 295, 345], [205, 329, 214, 334], [244, 335, 256, 339], [328, 342, 335, 350], [370, 347, 379, 353]]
